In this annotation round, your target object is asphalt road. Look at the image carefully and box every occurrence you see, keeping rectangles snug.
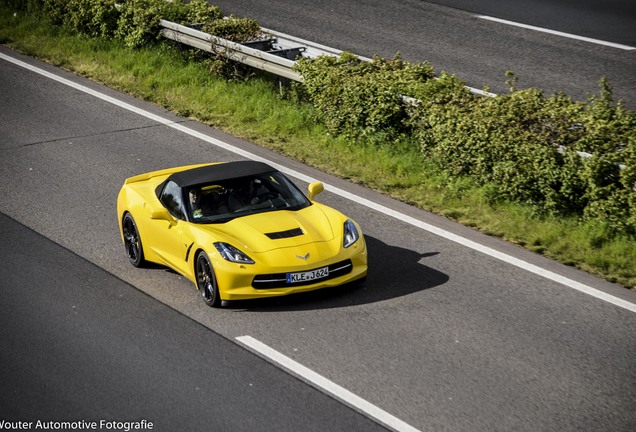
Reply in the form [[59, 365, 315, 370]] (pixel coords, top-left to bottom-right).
[[426, 0, 636, 44], [0, 213, 386, 432], [209, 0, 636, 107], [1, 48, 636, 432]]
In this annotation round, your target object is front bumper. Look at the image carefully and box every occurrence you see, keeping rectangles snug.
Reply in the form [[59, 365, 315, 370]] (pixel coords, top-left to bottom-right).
[[212, 239, 368, 301]]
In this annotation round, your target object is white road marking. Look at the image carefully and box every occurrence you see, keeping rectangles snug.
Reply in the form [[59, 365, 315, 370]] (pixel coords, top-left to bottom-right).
[[236, 335, 422, 432], [2, 51, 635, 314], [476, 15, 636, 51]]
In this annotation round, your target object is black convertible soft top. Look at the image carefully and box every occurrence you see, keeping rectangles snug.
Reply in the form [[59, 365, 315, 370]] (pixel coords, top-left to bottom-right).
[[168, 161, 276, 188]]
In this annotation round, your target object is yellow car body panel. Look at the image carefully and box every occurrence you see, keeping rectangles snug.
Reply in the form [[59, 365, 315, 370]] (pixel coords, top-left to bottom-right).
[[117, 162, 367, 303]]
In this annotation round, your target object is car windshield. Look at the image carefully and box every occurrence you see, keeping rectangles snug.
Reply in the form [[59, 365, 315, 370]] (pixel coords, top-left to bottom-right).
[[185, 171, 311, 223]]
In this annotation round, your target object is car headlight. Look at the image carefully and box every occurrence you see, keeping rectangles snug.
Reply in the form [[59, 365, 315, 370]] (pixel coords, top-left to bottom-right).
[[343, 219, 360, 248], [214, 242, 255, 264]]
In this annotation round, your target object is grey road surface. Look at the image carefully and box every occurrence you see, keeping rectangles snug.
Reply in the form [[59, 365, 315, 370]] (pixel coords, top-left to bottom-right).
[[426, 0, 636, 45], [1, 48, 635, 432], [0, 214, 387, 432]]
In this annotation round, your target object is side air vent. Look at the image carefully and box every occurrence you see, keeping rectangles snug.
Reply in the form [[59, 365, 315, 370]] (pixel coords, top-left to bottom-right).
[[265, 227, 304, 239]]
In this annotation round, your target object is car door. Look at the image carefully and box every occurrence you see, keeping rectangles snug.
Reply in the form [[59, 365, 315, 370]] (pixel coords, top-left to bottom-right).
[[145, 180, 192, 275]]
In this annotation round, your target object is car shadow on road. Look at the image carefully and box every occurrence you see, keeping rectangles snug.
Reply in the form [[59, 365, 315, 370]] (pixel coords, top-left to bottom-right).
[[225, 235, 449, 311]]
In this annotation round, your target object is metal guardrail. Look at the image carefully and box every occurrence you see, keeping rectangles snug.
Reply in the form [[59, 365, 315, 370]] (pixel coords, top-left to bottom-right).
[[159, 20, 302, 82]]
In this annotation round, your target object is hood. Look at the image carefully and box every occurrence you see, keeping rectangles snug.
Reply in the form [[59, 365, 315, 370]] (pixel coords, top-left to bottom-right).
[[206, 204, 337, 253]]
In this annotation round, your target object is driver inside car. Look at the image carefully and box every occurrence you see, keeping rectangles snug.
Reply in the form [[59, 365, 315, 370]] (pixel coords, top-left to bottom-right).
[[189, 188, 206, 219]]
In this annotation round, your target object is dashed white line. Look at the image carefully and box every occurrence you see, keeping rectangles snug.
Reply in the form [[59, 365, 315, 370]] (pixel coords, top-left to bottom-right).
[[476, 15, 636, 50], [1, 50, 634, 315], [236, 335, 422, 432]]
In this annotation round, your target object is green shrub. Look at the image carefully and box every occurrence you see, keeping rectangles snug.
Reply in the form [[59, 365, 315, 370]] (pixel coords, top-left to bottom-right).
[[294, 52, 435, 137], [411, 77, 635, 235], [115, 0, 173, 48], [203, 15, 261, 42], [42, 0, 226, 46], [64, 0, 119, 38], [43, 0, 67, 25], [574, 80, 636, 233], [185, 0, 222, 26], [116, 0, 219, 48]]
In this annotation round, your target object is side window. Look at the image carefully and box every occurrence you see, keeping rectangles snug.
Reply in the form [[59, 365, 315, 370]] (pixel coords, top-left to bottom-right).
[[160, 181, 185, 220]]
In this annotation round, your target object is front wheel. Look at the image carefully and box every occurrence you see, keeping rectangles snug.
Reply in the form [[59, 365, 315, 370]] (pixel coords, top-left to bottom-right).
[[196, 252, 222, 308], [122, 213, 146, 267]]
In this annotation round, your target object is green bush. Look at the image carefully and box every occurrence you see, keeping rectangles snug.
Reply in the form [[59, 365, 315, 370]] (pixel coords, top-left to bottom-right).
[[203, 15, 261, 43], [185, 0, 222, 26], [64, 0, 119, 38], [115, 0, 224, 48], [410, 78, 635, 233], [295, 53, 635, 237], [294, 52, 435, 137], [115, 0, 179, 48], [42, 0, 67, 25], [425, 90, 582, 208]]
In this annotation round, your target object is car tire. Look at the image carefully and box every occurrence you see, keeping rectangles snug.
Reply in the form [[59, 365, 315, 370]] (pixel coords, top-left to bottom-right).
[[122, 213, 146, 267], [196, 252, 222, 308]]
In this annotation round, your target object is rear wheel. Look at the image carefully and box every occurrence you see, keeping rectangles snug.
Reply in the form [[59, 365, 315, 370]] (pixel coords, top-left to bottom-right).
[[122, 213, 145, 267], [196, 252, 222, 308]]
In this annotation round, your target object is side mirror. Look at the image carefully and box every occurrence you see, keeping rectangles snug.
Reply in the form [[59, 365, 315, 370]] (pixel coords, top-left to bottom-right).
[[151, 208, 174, 222], [308, 181, 324, 201]]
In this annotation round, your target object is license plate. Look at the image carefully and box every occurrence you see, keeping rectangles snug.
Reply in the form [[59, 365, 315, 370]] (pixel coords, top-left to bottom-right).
[[286, 266, 329, 284]]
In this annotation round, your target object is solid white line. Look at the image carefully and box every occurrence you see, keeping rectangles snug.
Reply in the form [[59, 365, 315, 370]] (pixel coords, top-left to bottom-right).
[[236, 335, 422, 432], [476, 15, 636, 50], [2, 51, 635, 314]]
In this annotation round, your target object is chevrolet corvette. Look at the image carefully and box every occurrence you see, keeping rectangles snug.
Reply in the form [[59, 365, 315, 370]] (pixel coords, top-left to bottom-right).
[[117, 161, 367, 307]]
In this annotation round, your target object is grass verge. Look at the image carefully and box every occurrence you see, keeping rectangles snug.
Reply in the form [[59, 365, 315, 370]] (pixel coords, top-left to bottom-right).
[[1, 8, 634, 289]]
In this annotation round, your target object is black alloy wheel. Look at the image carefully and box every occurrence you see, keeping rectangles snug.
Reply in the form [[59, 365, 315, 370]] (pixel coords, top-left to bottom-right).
[[122, 213, 145, 267], [196, 252, 222, 308]]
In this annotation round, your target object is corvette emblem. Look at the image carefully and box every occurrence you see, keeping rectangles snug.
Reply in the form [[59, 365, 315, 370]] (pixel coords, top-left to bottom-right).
[[296, 253, 310, 261]]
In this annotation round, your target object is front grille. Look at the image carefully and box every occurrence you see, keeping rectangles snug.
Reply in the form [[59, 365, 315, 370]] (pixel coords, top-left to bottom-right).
[[265, 227, 304, 239], [252, 259, 353, 289]]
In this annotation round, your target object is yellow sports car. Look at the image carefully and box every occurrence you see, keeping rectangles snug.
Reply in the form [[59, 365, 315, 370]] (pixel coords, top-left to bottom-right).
[[117, 161, 367, 307]]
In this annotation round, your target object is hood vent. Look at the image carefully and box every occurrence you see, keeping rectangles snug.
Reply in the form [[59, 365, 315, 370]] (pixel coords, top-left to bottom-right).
[[265, 227, 304, 239]]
